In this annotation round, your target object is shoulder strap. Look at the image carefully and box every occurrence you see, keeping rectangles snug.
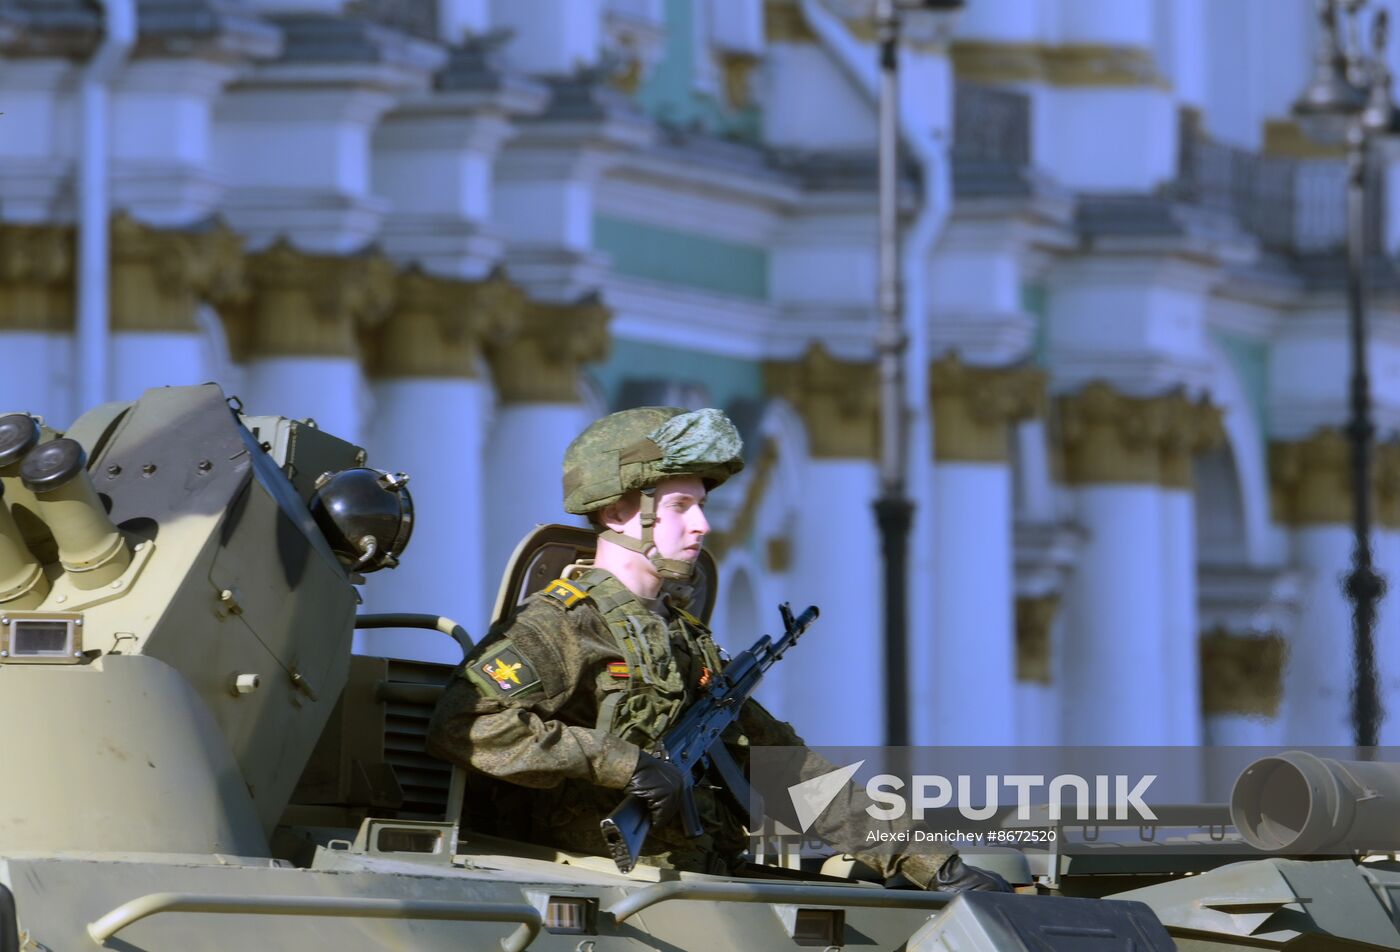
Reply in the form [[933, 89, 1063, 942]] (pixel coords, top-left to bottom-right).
[[540, 577, 590, 610]]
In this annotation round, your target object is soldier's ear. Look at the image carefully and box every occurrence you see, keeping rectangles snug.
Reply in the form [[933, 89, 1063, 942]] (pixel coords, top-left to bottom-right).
[[599, 501, 627, 531], [600, 491, 641, 531]]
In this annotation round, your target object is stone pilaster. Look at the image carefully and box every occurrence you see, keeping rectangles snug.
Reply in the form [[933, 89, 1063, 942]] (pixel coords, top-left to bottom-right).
[[930, 353, 1045, 463], [763, 345, 879, 460], [220, 241, 398, 361], [484, 294, 611, 404], [1015, 594, 1058, 684], [1057, 383, 1223, 486], [364, 270, 525, 380], [111, 214, 247, 333], [1199, 628, 1287, 718], [0, 224, 73, 332]]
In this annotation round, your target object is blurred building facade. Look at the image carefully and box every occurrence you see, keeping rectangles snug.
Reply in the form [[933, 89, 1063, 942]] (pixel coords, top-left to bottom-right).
[[0, 0, 1396, 747]]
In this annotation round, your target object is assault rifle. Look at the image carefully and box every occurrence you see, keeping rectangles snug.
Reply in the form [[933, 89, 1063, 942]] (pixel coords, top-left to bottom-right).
[[600, 602, 820, 873]]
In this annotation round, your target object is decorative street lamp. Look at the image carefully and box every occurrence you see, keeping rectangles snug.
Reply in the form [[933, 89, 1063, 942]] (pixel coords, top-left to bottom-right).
[[1292, 0, 1400, 747], [872, 0, 960, 746]]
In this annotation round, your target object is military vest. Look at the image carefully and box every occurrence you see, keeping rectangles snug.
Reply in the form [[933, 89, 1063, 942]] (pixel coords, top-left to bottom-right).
[[546, 566, 725, 750]]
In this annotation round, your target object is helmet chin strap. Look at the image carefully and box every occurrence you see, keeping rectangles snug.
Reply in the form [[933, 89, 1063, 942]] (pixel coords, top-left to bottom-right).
[[597, 488, 695, 581]]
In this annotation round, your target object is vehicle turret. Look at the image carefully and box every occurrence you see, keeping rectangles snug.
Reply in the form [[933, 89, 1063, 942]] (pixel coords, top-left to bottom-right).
[[0, 384, 411, 857]]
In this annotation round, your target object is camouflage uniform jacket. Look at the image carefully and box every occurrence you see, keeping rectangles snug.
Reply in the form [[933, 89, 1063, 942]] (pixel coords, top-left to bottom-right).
[[427, 568, 951, 883]]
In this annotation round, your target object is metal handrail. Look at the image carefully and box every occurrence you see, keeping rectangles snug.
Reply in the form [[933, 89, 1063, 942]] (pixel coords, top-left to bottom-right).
[[607, 880, 952, 922], [87, 893, 541, 952], [354, 613, 473, 660]]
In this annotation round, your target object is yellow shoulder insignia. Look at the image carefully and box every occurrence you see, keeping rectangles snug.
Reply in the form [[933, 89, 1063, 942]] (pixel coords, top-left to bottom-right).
[[542, 578, 590, 609], [674, 606, 707, 630]]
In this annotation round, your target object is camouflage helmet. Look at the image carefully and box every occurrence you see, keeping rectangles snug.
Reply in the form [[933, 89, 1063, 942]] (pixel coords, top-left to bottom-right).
[[563, 407, 744, 515]]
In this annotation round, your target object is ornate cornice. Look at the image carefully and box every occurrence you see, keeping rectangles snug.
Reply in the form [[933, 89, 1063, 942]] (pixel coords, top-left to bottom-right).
[[1057, 383, 1222, 487], [764, 344, 879, 460], [1272, 429, 1400, 528], [0, 223, 74, 332], [1200, 628, 1286, 718], [930, 353, 1045, 464], [951, 41, 1164, 88], [1015, 594, 1058, 684], [220, 240, 397, 361], [364, 270, 526, 379], [486, 294, 611, 403], [111, 214, 247, 334]]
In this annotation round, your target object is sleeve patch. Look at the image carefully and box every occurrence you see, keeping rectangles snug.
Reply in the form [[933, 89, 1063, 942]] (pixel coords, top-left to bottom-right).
[[470, 643, 542, 697], [541, 578, 590, 609]]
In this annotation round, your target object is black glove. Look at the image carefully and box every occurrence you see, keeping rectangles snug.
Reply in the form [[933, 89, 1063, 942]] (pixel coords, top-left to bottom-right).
[[624, 751, 686, 826], [934, 854, 1014, 893]]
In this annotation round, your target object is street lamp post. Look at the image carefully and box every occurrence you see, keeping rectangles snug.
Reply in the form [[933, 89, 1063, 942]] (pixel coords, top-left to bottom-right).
[[871, 0, 961, 747], [1293, 0, 1399, 747], [873, 0, 912, 747]]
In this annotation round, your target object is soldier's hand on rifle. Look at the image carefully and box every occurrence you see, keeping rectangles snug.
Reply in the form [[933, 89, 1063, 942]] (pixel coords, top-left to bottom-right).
[[934, 854, 1014, 893], [624, 752, 686, 826]]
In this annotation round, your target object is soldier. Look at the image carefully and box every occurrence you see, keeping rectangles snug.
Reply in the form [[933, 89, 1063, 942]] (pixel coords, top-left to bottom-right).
[[428, 406, 1007, 892]]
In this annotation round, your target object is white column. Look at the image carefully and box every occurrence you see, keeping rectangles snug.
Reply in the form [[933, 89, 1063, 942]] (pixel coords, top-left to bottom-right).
[[0, 224, 75, 424], [231, 245, 397, 445], [0, 335, 71, 425], [1153, 0, 1206, 109], [111, 334, 211, 402], [481, 298, 610, 617], [108, 216, 245, 404], [1063, 484, 1167, 744], [920, 357, 1043, 745], [362, 378, 493, 662], [1271, 431, 1370, 745], [483, 401, 593, 611], [1161, 488, 1202, 745], [780, 459, 883, 746], [763, 352, 886, 745], [924, 463, 1014, 745], [243, 358, 366, 443], [1286, 525, 1358, 745], [1206, 714, 1281, 747], [1379, 526, 1400, 745], [1056, 385, 1223, 745]]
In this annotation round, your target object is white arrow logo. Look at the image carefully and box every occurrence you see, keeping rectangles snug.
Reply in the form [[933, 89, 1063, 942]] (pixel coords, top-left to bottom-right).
[[787, 760, 865, 833]]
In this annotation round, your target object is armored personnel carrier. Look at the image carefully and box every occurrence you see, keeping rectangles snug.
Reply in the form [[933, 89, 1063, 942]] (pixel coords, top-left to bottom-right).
[[2, 383, 1400, 950]]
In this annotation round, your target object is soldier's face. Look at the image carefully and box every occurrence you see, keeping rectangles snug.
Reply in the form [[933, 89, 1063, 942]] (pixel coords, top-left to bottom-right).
[[606, 476, 710, 565], [649, 476, 710, 562]]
